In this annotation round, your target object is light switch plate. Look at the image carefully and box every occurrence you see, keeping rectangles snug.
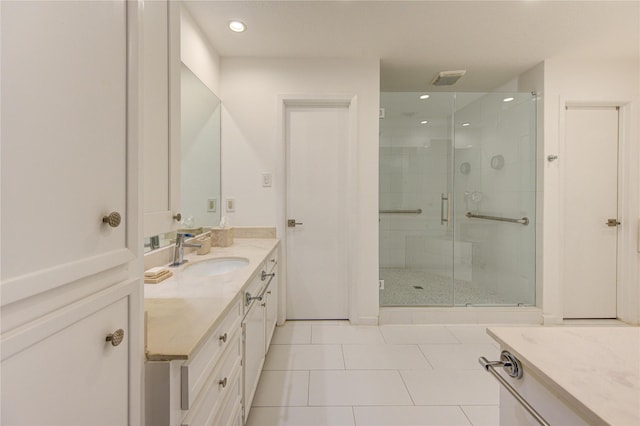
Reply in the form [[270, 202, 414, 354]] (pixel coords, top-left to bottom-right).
[[262, 172, 272, 187], [207, 198, 217, 212], [225, 198, 235, 212]]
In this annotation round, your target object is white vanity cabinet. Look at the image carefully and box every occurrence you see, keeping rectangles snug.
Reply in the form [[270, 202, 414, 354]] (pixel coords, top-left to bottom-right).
[[243, 246, 280, 422], [145, 299, 244, 426], [145, 241, 280, 426], [242, 272, 268, 422], [1, 1, 142, 424]]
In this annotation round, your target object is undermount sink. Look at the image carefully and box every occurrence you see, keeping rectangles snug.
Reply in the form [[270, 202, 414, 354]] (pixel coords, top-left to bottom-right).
[[183, 257, 250, 277]]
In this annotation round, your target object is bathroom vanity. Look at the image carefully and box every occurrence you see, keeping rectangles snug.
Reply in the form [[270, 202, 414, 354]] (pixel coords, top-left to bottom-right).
[[144, 238, 279, 426], [485, 327, 640, 425]]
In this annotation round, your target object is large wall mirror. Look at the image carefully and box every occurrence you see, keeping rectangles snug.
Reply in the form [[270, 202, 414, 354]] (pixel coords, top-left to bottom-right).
[[144, 63, 222, 252]]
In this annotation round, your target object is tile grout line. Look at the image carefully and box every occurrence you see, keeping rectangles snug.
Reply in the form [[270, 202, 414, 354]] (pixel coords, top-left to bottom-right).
[[397, 368, 417, 406], [459, 405, 475, 426], [416, 344, 435, 370], [307, 370, 311, 407]]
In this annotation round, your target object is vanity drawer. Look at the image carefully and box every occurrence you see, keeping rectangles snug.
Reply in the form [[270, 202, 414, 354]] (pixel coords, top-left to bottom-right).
[[181, 298, 242, 410], [181, 331, 242, 426], [211, 367, 242, 426]]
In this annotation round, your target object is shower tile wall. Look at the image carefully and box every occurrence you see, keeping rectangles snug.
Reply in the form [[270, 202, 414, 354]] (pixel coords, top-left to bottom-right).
[[379, 142, 471, 281]]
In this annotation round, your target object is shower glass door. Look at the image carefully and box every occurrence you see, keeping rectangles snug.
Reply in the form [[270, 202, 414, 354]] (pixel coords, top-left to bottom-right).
[[379, 92, 455, 306], [379, 91, 536, 307]]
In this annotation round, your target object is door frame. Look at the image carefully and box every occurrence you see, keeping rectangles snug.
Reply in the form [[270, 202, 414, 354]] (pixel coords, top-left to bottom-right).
[[275, 94, 358, 323], [558, 99, 639, 322]]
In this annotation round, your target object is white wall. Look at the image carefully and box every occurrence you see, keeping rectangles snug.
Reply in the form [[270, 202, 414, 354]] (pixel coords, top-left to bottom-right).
[[539, 56, 639, 324], [220, 57, 380, 323]]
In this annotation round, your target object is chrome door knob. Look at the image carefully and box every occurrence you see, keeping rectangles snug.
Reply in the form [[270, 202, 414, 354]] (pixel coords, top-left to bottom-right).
[[102, 211, 122, 228], [106, 329, 125, 346], [173, 213, 182, 222]]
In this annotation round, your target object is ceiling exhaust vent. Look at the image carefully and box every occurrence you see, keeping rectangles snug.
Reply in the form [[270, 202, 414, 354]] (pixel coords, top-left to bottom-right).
[[431, 70, 466, 86]]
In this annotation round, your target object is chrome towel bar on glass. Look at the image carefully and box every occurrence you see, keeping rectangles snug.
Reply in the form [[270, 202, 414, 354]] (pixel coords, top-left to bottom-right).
[[466, 212, 529, 226], [479, 351, 550, 426], [379, 209, 422, 214]]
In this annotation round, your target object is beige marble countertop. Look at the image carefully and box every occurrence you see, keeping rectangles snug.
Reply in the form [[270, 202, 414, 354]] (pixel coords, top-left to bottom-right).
[[144, 238, 279, 361], [488, 326, 640, 425]]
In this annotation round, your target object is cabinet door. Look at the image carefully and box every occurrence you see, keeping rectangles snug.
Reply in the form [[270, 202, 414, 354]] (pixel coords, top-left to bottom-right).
[[265, 275, 278, 351], [1, 293, 130, 425], [243, 298, 266, 422], [1, 1, 133, 303], [142, 0, 182, 238]]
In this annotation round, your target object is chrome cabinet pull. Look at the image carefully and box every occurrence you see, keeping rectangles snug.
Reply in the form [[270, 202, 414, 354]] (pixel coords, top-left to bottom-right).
[[173, 213, 182, 222], [218, 377, 227, 388], [106, 329, 125, 346], [219, 333, 227, 343], [102, 212, 122, 228]]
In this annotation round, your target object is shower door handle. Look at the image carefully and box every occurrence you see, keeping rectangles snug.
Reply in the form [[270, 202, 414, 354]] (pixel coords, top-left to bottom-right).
[[440, 193, 450, 226]]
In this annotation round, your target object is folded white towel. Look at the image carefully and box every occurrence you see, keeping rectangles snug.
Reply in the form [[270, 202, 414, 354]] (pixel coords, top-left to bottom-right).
[[145, 266, 169, 277]]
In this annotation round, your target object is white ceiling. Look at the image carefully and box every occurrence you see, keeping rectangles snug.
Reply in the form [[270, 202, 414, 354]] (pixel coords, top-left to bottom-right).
[[184, 0, 640, 91]]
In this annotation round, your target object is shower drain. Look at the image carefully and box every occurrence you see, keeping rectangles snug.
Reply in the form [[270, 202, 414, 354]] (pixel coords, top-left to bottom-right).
[[413, 286, 424, 290]]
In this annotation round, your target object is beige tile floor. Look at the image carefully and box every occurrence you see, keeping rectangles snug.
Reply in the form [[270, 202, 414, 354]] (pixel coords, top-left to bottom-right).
[[246, 322, 502, 426]]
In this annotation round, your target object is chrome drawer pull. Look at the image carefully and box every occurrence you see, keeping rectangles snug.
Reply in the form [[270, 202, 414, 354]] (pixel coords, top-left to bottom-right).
[[219, 333, 227, 343], [219, 377, 227, 388], [479, 351, 549, 426]]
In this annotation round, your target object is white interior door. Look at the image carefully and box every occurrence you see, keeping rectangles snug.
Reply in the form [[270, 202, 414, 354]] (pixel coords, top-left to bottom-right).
[[286, 103, 350, 320], [563, 106, 619, 318]]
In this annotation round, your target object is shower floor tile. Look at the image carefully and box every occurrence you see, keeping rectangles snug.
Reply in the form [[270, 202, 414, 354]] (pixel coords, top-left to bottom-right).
[[379, 268, 510, 306]]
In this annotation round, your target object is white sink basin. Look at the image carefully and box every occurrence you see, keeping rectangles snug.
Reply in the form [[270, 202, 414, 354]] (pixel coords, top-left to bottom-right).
[[183, 257, 249, 277]]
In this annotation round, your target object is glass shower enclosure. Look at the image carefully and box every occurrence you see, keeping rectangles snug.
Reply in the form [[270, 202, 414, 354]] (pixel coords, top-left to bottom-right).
[[379, 92, 536, 307]]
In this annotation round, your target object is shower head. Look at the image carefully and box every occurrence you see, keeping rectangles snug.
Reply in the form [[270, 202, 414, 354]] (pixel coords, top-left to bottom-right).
[[431, 70, 466, 86]]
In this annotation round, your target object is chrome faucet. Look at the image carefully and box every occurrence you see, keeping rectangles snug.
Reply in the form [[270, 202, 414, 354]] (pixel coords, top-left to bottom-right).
[[169, 233, 202, 267]]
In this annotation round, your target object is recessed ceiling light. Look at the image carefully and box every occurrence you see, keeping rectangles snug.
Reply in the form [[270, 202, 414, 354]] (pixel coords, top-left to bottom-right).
[[420, 120, 428, 124], [503, 97, 515, 102], [419, 94, 430, 100], [229, 20, 246, 32], [462, 122, 470, 127]]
